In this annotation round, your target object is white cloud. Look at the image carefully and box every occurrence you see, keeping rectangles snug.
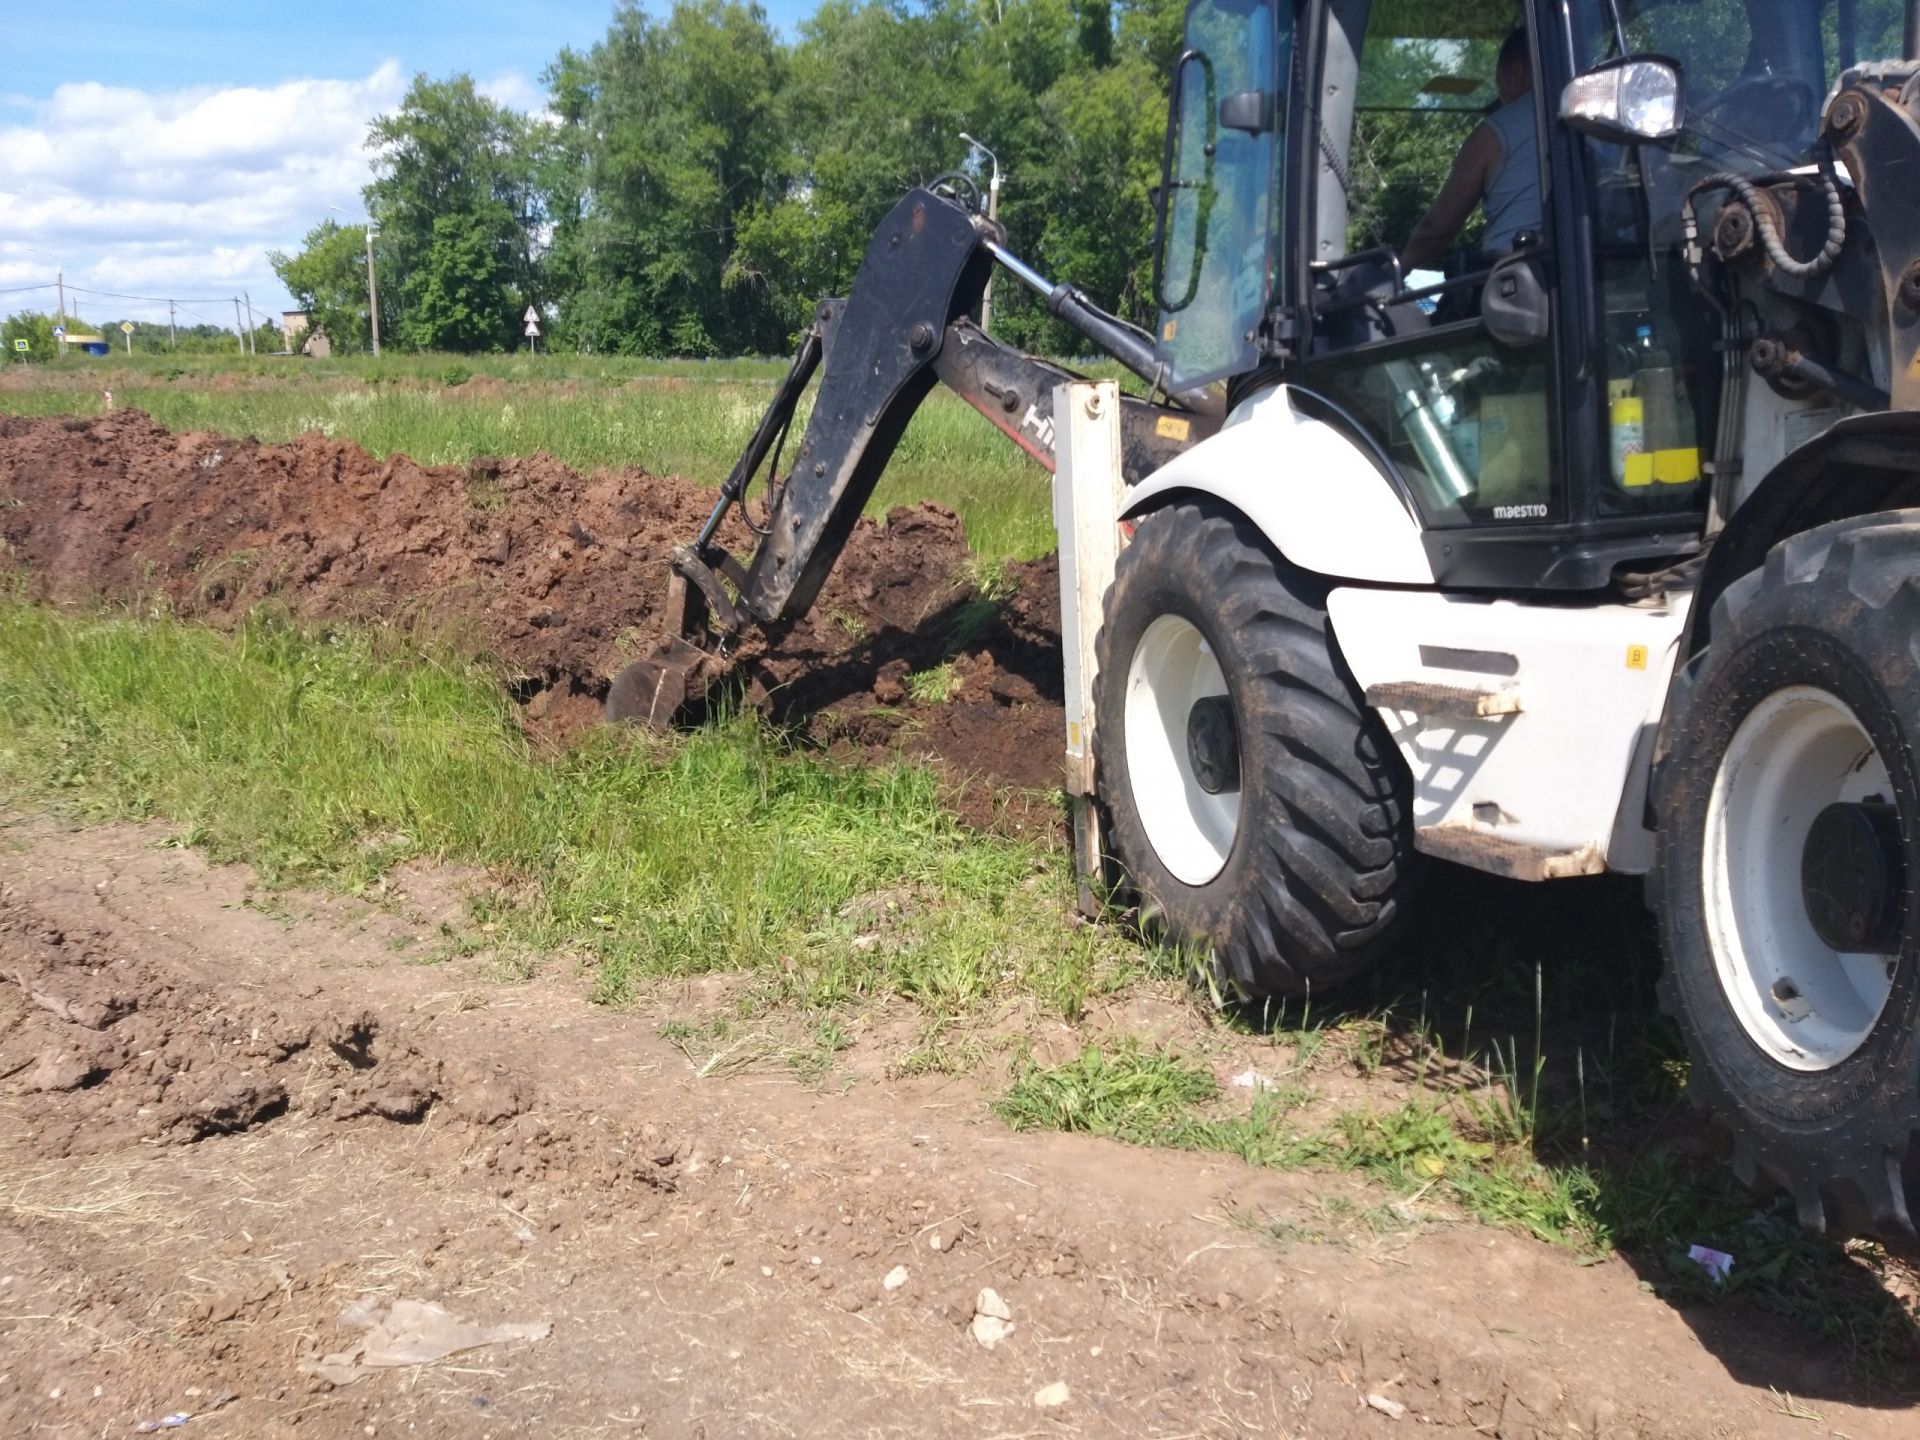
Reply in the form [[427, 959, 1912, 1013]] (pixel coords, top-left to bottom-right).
[[477, 69, 545, 116], [0, 63, 410, 325]]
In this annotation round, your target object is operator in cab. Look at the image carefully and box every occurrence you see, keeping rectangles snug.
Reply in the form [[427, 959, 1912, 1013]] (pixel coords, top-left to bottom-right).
[[1401, 27, 1540, 271]]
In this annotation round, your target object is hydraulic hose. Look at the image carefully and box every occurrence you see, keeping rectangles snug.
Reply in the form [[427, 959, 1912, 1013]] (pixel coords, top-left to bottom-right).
[[982, 239, 1224, 416], [1683, 161, 1848, 281]]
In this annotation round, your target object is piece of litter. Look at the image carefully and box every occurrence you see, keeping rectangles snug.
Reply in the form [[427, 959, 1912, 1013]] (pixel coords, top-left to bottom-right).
[[1033, 1381, 1071, 1408], [133, 1394, 233, 1433], [1230, 1067, 1279, 1092], [299, 1297, 551, 1387], [1365, 1393, 1407, 1420], [882, 1265, 909, 1292], [1685, 1244, 1734, 1284]]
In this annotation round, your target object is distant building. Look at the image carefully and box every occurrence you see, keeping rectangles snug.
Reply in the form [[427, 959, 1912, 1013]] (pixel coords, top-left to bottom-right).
[[282, 311, 330, 359]]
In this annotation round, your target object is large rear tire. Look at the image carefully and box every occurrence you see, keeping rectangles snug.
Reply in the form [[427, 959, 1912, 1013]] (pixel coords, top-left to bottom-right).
[[1093, 500, 1416, 1000], [1654, 513, 1920, 1238]]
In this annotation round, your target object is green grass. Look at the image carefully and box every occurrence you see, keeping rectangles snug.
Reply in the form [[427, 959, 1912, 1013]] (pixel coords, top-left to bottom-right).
[[997, 1044, 1317, 1168], [0, 349, 1056, 560], [0, 596, 1132, 1014]]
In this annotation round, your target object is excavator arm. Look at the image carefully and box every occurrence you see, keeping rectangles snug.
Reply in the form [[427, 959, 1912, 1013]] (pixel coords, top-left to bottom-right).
[[608, 185, 1222, 725]]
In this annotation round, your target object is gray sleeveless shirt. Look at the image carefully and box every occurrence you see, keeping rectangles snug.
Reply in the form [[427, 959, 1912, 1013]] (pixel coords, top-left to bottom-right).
[[1480, 97, 1541, 253]]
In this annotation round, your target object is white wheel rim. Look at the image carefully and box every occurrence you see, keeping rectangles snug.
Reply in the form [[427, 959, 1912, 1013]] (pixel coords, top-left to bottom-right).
[[1124, 614, 1241, 886], [1702, 685, 1898, 1071]]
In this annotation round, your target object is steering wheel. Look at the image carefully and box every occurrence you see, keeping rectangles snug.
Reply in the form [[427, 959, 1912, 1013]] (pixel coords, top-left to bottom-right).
[[1694, 73, 1817, 147]]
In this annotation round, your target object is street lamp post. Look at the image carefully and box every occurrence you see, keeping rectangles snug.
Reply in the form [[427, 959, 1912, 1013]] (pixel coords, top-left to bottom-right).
[[364, 224, 381, 358], [958, 132, 1002, 335], [328, 207, 382, 357]]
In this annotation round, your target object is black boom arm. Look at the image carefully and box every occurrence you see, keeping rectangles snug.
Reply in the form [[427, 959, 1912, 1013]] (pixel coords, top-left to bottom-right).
[[610, 187, 1220, 725]]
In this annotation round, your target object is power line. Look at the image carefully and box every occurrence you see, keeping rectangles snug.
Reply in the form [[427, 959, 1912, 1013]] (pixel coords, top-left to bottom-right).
[[8, 278, 284, 332], [173, 303, 229, 329], [67, 283, 261, 307]]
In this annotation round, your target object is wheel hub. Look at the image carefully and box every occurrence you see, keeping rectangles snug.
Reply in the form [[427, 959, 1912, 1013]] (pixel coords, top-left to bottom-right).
[[1123, 614, 1242, 887], [1703, 685, 1900, 1072], [1801, 799, 1904, 953], [1185, 696, 1241, 796]]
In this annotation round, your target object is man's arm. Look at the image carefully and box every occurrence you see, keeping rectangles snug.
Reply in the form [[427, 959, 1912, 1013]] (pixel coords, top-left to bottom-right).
[[1401, 123, 1501, 271]]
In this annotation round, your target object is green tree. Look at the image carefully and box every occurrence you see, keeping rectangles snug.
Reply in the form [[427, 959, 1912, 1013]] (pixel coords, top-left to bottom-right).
[[364, 73, 541, 352], [544, 0, 788, 355], [2, 310, 63, 362], [270, 220, 377, 352], [408, 213, 517, 352]]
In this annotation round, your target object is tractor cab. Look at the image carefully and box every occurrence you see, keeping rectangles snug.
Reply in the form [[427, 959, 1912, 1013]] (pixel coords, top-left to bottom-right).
[[1154, 0, 1898, 589]]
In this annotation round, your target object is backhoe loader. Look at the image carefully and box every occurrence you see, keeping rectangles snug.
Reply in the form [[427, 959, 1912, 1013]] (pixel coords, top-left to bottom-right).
[[611, 0, 1920, 1241]]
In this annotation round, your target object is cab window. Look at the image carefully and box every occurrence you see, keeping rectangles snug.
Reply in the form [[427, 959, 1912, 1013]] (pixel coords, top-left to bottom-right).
[[1303, 1, 1559, 530], [1156, 0, 1291, 391]]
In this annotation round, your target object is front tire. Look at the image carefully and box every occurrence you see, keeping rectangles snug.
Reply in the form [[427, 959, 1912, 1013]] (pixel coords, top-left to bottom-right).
[[1094, 500, 1416, 1000], [1654, 513, 1920, 1238]]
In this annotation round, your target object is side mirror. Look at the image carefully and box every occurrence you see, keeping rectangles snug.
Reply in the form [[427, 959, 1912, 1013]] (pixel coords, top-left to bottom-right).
[[1218, 90, 1275, 135], [1560, 55, 1685, 145]]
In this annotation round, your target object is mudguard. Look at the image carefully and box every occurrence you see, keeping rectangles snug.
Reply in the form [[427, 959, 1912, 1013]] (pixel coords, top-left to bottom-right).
[[1119, 384, 1434, 585]]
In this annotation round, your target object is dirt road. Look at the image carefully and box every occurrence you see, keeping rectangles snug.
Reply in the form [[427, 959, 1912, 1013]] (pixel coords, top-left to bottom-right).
[[2, 812, 1912, 1438]]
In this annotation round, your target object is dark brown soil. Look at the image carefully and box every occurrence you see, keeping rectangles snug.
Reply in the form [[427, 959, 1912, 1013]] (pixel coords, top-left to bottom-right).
[[0, 412, 1065, 805]]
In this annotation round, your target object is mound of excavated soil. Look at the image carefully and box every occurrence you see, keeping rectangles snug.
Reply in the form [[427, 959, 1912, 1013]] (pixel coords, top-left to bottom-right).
[[0, 412, 1065, 798]]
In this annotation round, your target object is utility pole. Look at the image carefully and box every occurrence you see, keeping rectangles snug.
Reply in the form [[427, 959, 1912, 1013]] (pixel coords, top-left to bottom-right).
[[244, 291, 257, 355], [168, 300, 177, 349], [233, 298, 246, 354], [55, 269, 65, 356], [364, 226, 381, 357]]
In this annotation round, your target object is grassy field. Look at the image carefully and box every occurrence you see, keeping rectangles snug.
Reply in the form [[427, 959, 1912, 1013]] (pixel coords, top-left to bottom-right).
[[0, 350, 1059, 559], [2, 594, 1914, 1374]]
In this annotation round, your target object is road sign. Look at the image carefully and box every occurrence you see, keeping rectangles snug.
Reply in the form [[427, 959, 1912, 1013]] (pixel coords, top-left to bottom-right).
[[12, 339, 27, 352], [523, 305, 540, 324], [120, 321, 134, 334], [51, 325, 65, 338], [524, 320, 541, 337]]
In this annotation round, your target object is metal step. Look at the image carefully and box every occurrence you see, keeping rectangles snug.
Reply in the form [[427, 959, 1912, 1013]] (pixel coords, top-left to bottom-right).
[[1413, 824, 1603, 881], [1364, 679, 1524, 718]]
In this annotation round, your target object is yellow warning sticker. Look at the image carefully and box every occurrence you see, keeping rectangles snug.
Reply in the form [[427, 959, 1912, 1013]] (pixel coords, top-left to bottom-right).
[[1162, 320, 1178, 341], [1068, 720, 1082, 751], [1625, 644, 1649, 671], [1155, 415, 1191, 442]]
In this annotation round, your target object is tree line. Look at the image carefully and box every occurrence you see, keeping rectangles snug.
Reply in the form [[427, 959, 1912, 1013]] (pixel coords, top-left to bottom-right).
[[272, 0, 1186, 357], [1, 310, 281, 361]]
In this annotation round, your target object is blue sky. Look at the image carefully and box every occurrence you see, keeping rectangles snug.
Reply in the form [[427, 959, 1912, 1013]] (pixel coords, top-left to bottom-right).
[[0, 1, 822, 329], [2, 1, 821, 101]]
